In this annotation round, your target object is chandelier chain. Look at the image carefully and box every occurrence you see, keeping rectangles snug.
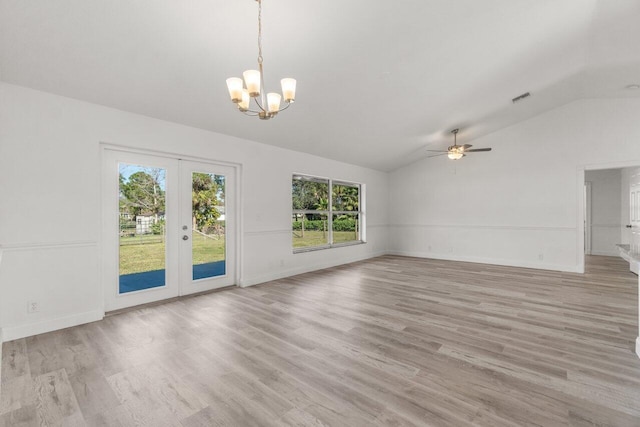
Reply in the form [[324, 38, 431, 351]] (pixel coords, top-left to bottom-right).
[[257, 0, 263, 65]]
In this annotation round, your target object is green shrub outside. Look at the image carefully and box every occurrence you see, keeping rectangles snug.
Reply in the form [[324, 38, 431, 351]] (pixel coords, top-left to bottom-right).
[[292, 218, 356, 232], [150, 219, 165, 235]]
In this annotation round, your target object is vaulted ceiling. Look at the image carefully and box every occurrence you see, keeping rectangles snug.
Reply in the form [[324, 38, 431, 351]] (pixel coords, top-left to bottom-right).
[[2, 0, 639, 171]]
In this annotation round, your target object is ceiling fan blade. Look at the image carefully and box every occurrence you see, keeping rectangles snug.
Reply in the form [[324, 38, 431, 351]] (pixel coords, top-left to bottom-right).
[[462, 144, 472, 149], [427, 153, 448, 158], [425, 149, 448, 153], [465, 148, 492, 152]]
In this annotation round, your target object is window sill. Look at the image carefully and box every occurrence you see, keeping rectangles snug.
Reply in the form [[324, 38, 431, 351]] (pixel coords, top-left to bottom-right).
[[293, 240, 366, 254]]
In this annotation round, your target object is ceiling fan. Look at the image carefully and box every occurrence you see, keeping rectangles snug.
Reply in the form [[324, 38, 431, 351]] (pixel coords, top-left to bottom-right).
[[426, 129, 492, 160]]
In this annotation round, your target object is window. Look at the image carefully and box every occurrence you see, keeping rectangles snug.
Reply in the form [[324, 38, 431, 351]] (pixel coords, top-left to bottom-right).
[[292, 174, 364, 252]]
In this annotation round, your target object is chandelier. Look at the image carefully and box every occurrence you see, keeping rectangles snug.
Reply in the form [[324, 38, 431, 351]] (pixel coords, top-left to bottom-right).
[[225, 0, 296, 120]]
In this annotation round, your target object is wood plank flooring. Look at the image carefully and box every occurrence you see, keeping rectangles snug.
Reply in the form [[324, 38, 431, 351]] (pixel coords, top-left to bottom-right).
[[1, 255, 639, 426]]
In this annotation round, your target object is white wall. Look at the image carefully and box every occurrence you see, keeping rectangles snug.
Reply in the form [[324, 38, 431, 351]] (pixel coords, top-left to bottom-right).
[[585, 169, 622, 256], [0, 82, 389, 341], [389, 98, 640, 272]]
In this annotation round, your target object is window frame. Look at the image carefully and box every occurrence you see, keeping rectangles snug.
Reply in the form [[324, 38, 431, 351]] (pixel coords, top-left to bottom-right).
[[292, 174, 365, 253]]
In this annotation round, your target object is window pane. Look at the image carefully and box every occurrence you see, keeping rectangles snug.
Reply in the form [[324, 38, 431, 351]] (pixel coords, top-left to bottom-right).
[[333, 213, 360, 244], [118, 163, 166, 294], [192, 172, 226, 280], [292, 213, 329, 249], [333, 183, 359, 212], [292, 175, 329, 211]]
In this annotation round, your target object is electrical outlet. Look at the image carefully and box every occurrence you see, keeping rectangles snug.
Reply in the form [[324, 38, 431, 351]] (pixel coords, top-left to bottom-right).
[[27, 300, 40, 313], [538, 253, 544, 261]]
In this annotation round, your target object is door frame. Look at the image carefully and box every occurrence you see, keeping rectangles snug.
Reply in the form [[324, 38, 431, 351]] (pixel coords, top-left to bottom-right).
[[584, 181, 592, 255], [576, 160, 640, 274], [100, 143, 243, 312]]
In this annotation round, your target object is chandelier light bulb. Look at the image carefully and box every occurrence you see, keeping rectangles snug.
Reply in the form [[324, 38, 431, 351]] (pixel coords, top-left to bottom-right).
[[267, 92, 282, 113], [243, 70, 261, 97], [238, 89, 250, 112], [281, 78, 297, 103], [226, 77, 243, 103]]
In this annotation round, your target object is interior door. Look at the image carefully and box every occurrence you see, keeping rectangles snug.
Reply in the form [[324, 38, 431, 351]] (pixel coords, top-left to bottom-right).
[[103, 149, 236, 311], [179, 160, 235, 294]]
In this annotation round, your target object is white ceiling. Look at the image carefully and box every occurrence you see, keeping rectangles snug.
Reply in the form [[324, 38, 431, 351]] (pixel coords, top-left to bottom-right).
[[2, 0, 640, 171]]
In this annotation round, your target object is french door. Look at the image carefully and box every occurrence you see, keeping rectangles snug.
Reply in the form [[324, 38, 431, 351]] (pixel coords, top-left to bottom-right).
[[103, 149, 236, 311]]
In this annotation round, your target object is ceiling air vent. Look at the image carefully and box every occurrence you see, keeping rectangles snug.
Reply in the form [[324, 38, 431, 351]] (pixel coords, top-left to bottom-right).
[[512, 92, 531, 104]]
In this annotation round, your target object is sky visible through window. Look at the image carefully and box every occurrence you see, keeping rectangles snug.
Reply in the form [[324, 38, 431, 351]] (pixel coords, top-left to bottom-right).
[[119, 164, 166, 190]]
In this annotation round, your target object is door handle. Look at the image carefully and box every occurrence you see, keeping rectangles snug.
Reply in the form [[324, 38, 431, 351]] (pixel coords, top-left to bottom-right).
[[182, 235, 189, 240], [626, 225, 633, 228]]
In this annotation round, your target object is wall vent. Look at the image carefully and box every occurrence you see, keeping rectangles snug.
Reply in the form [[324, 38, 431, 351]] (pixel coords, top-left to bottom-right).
[[512, 92, 531, 104]]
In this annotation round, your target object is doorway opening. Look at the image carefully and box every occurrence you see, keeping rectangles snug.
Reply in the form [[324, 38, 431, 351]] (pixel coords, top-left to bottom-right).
[[579, 163, 640, 275]]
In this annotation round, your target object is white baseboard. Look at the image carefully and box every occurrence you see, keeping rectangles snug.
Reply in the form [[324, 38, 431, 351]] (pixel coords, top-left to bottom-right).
[[1, 310, 104, 342], [240, 251, 388, 288], [386, 250, 580, 273], [243, 250, 579, 281], [590, 250, 621, 257]]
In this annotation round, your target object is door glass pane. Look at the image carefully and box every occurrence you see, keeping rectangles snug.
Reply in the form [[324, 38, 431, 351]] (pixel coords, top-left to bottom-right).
[[192, 172, 226, 280], [118, 164, 166, 294]]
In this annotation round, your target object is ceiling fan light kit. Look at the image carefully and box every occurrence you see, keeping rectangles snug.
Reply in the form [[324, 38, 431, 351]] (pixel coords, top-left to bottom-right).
[[426, 128, 492, 160], [447, 129, 465, 160], [447, 145, 464, 160], [225, 0, 296, 120]]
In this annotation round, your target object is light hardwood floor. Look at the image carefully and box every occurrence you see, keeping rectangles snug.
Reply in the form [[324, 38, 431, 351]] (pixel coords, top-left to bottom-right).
[[1, 255, 639, 426]]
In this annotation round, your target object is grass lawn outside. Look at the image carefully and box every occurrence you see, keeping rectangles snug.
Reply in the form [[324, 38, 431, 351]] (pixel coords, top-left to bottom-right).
[[292, 230, 360, 248], [119, 232, 225, 275], [120, 229, 359, 274]]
